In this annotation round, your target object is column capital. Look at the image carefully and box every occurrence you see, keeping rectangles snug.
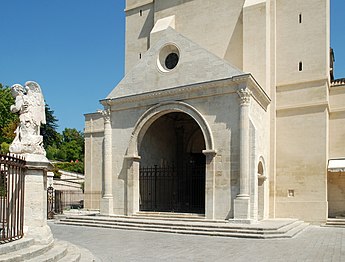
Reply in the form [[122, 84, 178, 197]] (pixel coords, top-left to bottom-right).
[[237, 87, 252, 106], [98, 108, 111, 123]]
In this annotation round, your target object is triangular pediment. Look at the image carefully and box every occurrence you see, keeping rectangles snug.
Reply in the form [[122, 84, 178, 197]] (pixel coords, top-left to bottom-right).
[[106, 27, 245, 99]]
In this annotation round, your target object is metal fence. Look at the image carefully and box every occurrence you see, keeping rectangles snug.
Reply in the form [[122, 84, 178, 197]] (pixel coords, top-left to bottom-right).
[[0, 154, 26, 243], [47, 189, 83, 219], [139, 165, 205, 214]]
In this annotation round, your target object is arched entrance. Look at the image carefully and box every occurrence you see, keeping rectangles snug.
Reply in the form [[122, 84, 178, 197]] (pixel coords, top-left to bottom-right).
[[139, 112, 206, 214], [125, 101, 216, 218]]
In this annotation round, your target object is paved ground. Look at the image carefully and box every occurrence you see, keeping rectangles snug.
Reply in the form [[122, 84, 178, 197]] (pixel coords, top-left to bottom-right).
[[49, 222, 345, 261]]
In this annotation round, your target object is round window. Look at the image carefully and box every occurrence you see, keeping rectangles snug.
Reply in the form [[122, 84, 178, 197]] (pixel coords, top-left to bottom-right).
[[157, 44, 180, 72], [165, 53, 179, 70]]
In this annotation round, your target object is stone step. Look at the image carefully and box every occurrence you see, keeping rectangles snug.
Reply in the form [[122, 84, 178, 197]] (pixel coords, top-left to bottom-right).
[[264, 222, 309, 239], [59, 217, 301, 235], [133, 211, 206, 219], [78, 245, 97, 262], [0, 237, 35, 255], [0, 240, 54, 261], [57, 243, 81, 262], [0, 238, 96, 262], [26, 240, 68, 262], [324, 218, 345, 227], [60, 215, 298, 231], [57, 216, 307, 239], [58, 220, 307, 239]]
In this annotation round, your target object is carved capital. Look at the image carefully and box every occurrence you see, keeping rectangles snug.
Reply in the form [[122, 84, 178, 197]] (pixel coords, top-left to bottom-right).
[[237, 88, 252, 106], [98, 108, 111, 123]]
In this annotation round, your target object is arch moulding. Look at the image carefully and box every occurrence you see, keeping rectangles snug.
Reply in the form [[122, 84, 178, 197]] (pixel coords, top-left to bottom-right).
[[126, 101, 215, 157]]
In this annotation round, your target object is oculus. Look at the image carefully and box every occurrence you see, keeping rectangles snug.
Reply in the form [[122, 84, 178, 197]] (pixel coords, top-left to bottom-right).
[[157, 44, 180, 72]]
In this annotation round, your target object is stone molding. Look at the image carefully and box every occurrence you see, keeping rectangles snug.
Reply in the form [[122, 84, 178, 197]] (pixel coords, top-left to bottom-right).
[[98, 108, 111, 123], [101, 74, 270, 111], [276, 78, 329, 92], [127, 101, 215, 157], [202, 149, 217, 156], [125, 0, 153, 11], [124, 155, 141, 161], [237, 87, 252, 106], [330, 107, 345, 114], [24, 153, 54, 170], [276, 101, 329, 113], [258, 174, 267, 181]]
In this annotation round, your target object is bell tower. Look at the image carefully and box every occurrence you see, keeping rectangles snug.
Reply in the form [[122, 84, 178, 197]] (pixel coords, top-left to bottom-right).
[[125, 0, 154, 73]]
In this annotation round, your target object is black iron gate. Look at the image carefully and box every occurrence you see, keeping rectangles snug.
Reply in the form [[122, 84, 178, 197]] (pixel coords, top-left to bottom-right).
[[47, 188, 63, 219], [0, 154, 26, 243], [139, 164, 205, 214]]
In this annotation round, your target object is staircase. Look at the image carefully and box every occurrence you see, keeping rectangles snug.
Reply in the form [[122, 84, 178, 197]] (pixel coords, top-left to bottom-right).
[[57, 212, 308, 239], [0, 237, 95, 262], [324, 218, 345, 228]]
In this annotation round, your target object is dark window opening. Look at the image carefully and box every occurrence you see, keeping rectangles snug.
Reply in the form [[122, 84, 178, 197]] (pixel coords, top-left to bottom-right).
[[299, 61, 303, 71], [139, 9, 143, 16], [299, 13, 302, 23], [165, 53, 179, 70], [139, 53, 142, 59]]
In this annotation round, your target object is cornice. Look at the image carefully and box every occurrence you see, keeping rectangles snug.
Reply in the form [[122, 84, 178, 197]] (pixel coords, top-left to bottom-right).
[[329, 107, 345, 114], [277, 78, 329, 92], [276, 101, 329, 112], [85, 130, 104, 136], [125, 0, 153, 11], [84, 112, 102, 117], [330, 84, 345, 92], [101, 74, 271, 111], [245, 75, 271, 111], [331, 78, 345, 87]]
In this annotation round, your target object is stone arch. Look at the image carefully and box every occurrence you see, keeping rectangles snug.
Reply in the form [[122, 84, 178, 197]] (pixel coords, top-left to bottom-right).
[[125, 101, 217, 218], [127, 101, 215, 157]]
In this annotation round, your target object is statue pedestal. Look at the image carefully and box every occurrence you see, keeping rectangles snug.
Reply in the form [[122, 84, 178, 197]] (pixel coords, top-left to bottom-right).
[[23, 154, 54, 244]]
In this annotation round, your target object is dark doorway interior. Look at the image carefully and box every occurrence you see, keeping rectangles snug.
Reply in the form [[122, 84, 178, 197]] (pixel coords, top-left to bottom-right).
[[139, 113, 205, 214]]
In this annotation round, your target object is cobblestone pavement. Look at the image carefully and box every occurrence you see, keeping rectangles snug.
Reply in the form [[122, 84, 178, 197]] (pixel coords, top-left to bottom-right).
[[49, 222, 345, 262]]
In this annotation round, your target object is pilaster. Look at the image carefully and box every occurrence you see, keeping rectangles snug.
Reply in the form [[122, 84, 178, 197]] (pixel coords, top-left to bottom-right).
[[125, 155, 141, 216], [99, 108, 113, 215], [234, 87, 252, 221], [203, 149, 217, 220]]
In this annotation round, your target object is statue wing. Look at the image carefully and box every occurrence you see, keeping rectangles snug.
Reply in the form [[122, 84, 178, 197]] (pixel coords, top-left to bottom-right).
[[25, 81, 46, 125]]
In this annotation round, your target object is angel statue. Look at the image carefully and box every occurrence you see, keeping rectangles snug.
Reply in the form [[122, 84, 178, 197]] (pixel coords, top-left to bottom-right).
[[9, 81, 46, 155]]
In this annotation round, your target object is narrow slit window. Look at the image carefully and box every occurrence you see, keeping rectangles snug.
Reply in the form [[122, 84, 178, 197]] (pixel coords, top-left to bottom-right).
[[139, 53, 142, 59], [139, 9, 143, 16], [299, 61, 303, 71], [299, 13, 302, 24]]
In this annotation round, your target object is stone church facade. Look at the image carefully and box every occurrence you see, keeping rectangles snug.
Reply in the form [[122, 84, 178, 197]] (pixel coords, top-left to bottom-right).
[[84, 0, 345, 224]]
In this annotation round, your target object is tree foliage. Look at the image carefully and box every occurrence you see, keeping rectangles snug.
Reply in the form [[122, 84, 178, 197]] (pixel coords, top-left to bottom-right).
[[41, 104, 61, 149], [0, 84, 19, 148], [54, 161, 84, 174], [46, 128, 84, 162]]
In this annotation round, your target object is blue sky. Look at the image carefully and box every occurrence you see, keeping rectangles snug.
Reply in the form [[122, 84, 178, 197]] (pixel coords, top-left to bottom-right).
[[0, 1, 344, 132]]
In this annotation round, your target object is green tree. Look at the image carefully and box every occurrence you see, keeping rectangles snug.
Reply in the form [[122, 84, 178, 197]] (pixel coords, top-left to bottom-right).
[[62, 128, 84, 145], [41, 104, 61, 149], [0, 142, 10, 154], [47, 128, 84, 162], [0, 84, 18, 144], [60, 128, 84, 161]]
